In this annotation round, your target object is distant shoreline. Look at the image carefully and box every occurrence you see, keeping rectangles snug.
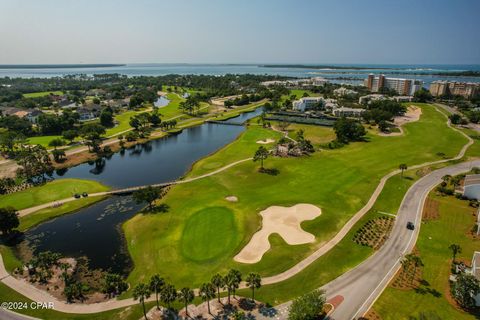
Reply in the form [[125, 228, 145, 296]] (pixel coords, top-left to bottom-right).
[[0, 64, 126, 69], [260, 64, 392, 70]]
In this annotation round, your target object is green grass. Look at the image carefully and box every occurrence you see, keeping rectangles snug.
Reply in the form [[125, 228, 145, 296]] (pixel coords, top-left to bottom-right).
[[0, 179, 109, 210], [373, 192, 480, 320], [105, 94, 186, 137], [18, 196, 107, 232], [181, 206, 238, 262], [27, 135, 63, 148], [123, 103, 469, 289], [23, 91, 63, 98]]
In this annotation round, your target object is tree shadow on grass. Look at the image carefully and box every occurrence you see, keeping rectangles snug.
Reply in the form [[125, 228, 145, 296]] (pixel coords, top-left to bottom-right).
[[258, 168, 280, 176], [148, 203, 170, 214], [414, 280, 442, 298]]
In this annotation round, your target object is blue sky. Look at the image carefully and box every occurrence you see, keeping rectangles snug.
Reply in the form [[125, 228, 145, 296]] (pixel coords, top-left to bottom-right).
[[1, 0, 479, 64]]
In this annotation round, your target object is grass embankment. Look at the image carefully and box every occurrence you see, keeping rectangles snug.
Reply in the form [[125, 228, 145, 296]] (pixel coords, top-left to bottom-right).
[[0, 179, 109, 210], [23, 91, 64, 98], [372, 192, 480, 319], [124, 103, 468, 290]]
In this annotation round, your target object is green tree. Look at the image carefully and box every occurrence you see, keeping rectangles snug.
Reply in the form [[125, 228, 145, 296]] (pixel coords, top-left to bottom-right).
[[62, 130, 78, 144], [133, 186, 162, 210], [245, 272, 262, 301], [199, 282, 216, 314], [80, 123, 105, 153], [413, 88, 432, 103], [133, 283, 151, 320], [211, 273, 225, 303], [399, 163, 408, 178], [102, 273, 128, 298], [178, 287, 194, 317], [288, 289, 326, 320], [149, 274, 165, 310], [48, 138, 64, 149], [0, 207, 19, 235], [15, 145, 53, 182], [253, 146, 269, 170], [100, 108, 114, 127], [333, 117, 366, 143], [160, 283, 177, 309], [410, 255, 424, 284], [451, 273, 480, 309], [52, 149, 66, 163], [449, 244, 462, 262]]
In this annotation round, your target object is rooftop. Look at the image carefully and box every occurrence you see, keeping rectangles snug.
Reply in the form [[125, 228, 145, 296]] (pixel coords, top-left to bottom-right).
[[465, 174, 480, 187]]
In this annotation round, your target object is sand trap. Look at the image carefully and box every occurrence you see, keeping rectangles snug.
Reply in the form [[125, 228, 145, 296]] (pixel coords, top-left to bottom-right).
[[256, 138, 275, 144], [379, 106, 422, 136], [225, 196, 238, 202], [234, 204, 322, 264]]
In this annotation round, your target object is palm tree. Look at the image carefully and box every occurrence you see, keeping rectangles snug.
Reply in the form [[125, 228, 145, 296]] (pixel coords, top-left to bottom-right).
[[228, 269, 242, 300], [133, 283, 151, 320], [199, 282, 216, 314], [449, 244, 462, 262], [179, 287, 194, 317], [224, 274, 234, 305], [211, 273, 225, 303], [245, 272, 262, 301], [399, 163, 408, 178], [160, 283, 177, 310], [149, 274, 164, 310], [401, 254, 412, 281], [410, 255, 424, 285], [253, 146, 269, 170]]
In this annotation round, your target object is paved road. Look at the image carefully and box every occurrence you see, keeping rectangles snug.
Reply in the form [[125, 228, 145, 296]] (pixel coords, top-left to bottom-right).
[[262, 159, 480, 320]]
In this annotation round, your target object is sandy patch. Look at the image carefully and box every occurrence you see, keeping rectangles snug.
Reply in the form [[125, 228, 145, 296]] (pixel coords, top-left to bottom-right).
[[378, 106, 422, 136], [256, 138, 275, 144], [211, 95, 242, 106], [234, 204, 322, 264], [225, 196, 238, 202]]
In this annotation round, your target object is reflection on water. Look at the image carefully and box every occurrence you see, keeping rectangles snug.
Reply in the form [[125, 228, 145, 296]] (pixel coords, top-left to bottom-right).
[[26, 108, 264, 273], [23, 196, 143, 275]]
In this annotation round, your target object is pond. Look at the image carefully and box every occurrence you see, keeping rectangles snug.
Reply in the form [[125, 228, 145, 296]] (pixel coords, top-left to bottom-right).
[[22, 108, 264, 273]]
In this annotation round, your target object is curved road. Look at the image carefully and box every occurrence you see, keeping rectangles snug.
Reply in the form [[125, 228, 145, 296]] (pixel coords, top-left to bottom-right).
[[264, 159, 480, 320]]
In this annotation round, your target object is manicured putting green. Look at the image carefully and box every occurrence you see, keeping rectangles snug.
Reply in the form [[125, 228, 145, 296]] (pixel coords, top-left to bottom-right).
[[181, 207, 238, 262]]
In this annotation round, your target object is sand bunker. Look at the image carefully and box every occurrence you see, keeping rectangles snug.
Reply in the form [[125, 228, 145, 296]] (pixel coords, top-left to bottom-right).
[[379, 106, 422, 136], [234, 204, 322, 264], [256, 139, 275, 144], [225, 196, 238, 202]]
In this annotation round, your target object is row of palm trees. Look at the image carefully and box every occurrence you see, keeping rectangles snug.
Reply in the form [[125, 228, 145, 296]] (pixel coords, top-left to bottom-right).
[[400, 253, 424, 285], [133, 269, 262, 320]]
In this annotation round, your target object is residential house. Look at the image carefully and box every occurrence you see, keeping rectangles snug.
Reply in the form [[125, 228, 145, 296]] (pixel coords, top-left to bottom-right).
[[77, 105, 101, 121], [334, 87, 358, 98], [13, 109, 43, 123], [466, 251, 480, 306]]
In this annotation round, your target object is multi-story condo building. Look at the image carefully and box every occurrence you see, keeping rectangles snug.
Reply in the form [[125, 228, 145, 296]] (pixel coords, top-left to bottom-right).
[[429, 80, 480, 99], [364, 74, 422, 96]]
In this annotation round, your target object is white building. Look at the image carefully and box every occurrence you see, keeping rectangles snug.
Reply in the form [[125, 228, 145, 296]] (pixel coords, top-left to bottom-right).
[[292, 97, 325, 112], [463, 174, 480, 200], [334, 87, 358, 97], [333, 107, 365, 118], [358, 94, 387, 105]]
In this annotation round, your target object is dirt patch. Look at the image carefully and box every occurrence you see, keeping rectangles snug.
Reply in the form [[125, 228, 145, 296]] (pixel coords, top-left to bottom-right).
[[225, 196, 238, 202], [234, 204, 322, 264], [378, 106, 422, 137], [256, 139, 275, 144], [353, 217, 394, 250], [173, 297, 261, 320], [423, 198, 440, 221]]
